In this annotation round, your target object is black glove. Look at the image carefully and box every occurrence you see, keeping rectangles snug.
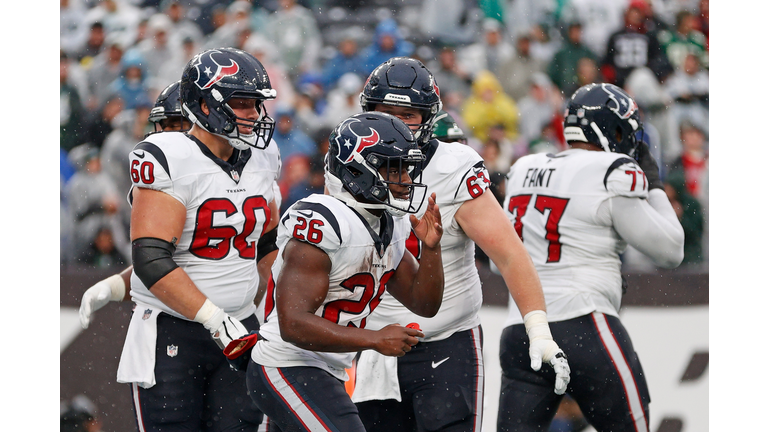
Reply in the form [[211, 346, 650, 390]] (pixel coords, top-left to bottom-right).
[[634, 140, 664, 190], [223, 331, 260, 372]]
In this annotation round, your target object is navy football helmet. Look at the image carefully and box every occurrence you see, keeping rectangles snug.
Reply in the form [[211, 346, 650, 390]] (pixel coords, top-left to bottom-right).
[[327, 112, 427, 216], [148, 81, 190, 133], [180, 48, 276, 150], [360, 57, 442, 146], [563, 83, 643, 157]]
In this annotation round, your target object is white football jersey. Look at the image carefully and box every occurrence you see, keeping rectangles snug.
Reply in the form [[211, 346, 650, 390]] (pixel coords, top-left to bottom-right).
[[502, 148, 649, 326], [127, 132, 281, 320], [252, 194, 411, 381], [356, 140, 491, 342]]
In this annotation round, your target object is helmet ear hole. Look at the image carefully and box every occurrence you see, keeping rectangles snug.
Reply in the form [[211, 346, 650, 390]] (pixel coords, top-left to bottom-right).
[[615, 127, 623, 143]]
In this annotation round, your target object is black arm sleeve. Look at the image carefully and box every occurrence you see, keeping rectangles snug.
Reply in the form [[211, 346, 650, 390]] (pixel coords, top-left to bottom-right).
[[256, 227, 278, 263], [132, 237, 179, 289]]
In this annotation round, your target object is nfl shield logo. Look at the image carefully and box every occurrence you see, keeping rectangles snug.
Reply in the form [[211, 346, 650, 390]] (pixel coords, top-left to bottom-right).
[[142, 309, 153, 320], [231, 170, 240, 182], [167, 345, 178, 357]]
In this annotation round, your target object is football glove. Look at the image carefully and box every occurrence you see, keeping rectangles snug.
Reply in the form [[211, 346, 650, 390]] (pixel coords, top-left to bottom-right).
[[524, 310, 571, 395], [223, 331, 261, 371], [634, 140, 663, 191], [79, 274, 126, 329], [195, 299, 250, 350]]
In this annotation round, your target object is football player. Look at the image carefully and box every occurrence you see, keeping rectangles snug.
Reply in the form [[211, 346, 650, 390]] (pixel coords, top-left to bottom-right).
[[431, 109, 467, 144], [79, 79, 192, 330], [497, 83, 684, 432], [237, 111, 445, 431], [146, 80, 191, 134], [114, 47, 282, 431], [337, 57, 569, 432]]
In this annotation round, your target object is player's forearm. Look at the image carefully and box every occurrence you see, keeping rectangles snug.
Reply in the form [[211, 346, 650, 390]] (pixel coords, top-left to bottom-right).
[[279, 313, 378, 353], [148, 268, 209, 320], [492, 237, 547, 317], [407, 244, 444, 317]]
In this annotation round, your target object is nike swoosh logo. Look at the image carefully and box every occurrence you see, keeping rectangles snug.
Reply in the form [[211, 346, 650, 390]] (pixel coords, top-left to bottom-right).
[[134, 150, 145, 158], [297, 210, 313, 218], [432, 357, 449, 369]]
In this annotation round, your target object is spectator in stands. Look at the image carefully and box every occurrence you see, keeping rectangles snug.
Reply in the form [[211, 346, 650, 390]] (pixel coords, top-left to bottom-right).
[[570, 57, 602, 97], [319, 27, 366, 91], [360, 18, 414, 75], [559, 0, 626, 58], [77, 21, 107, 65], [244, 33, 297, 115], [664, 52, 709, 160], [430, 45, 472, 112], [483, 123, 516, 175], [84, 0, 142, 46], [108, 50, 152, 110], [528, 22, 561, 65], [64, 144, 125, 265], [318, 72, 364, 132], [668, 121, 708, 211], [601, 0, 674, 88], [135, 14, 176, 89], [264, 0, 322, 80], [496, 33, 546, 102], [272, 108, 317, 162], [101, 104, 152, 226], [516, 73, 563, 145], [547, 22, 598, 97], [161, 0, 204, 48], [61, 0, 89, 58], [61, 51, 86, 153], [204, 0, 252, 51], [82, 95, 124, 150], [86, 35, 125, 110], [623, 66, 675, 162], [658, 10, 708, 71], [463, 69, 520, 145], [664, 168, 704, 266], [419, 0, 481, 45], [458, 18, 515, 79], [156, 36, 199, 94]]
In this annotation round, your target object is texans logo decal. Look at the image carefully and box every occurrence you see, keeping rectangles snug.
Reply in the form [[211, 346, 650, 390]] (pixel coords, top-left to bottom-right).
[[191, 50, 240, 90], [334, 118, 381, 163], [603, 84, 637, 119]]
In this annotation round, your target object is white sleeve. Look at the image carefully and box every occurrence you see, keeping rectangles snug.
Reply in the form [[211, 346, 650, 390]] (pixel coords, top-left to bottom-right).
[[610, 189, 685, 269]]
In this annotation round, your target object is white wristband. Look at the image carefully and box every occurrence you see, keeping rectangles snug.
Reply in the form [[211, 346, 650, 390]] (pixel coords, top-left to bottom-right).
[[523, 310, 552, 341], [194, 298, 224, 331], [104, 274, 126, 302]]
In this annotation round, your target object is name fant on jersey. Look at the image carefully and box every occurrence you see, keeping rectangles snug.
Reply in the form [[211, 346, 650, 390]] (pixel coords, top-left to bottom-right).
[[522, 167, 557, 188]]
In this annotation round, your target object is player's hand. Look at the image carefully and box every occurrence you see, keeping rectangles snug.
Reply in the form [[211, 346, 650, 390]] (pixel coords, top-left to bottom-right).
[[524, 311, 571, 395], [374, 324, 424, 357], [634, 139, 663, 190], [409, 193, 442, 249], [529, 339, 571, 395], [79, 274, 125, 329], [203, 309, 250, 350]]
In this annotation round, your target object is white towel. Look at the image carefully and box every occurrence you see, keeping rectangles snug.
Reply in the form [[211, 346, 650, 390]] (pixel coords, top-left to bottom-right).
[[350, 350, 401, 403], [116, 303, 160, 389]]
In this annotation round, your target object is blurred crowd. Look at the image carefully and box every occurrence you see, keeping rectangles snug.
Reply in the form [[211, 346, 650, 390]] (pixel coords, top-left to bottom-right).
[[60, 0, 709, 272]]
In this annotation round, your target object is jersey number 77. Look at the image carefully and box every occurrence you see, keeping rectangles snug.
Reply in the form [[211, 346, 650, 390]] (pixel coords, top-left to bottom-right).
[[507, 194, 570, 263]]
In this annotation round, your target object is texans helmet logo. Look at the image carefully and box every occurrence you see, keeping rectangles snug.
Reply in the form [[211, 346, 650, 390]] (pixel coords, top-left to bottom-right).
[[191, 49, 240, 90], [603, 84, 637, 119], [334, 118, 381, 163]]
